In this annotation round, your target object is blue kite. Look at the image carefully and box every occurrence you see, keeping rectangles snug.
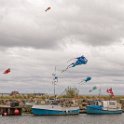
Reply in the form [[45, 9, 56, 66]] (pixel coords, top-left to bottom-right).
[[79, 76, 92, 85], [62, 55, 88, 72], [89, 86, 97, 92], [84, 76, 91, 82]]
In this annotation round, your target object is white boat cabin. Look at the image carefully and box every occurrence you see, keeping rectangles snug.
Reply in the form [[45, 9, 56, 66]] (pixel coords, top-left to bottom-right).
[[89, 100, 122, 110], [102, 101, 121, 110]]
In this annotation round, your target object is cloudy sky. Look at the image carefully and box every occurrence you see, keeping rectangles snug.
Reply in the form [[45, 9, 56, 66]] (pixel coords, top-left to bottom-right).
[[0, 0, 124, 95]]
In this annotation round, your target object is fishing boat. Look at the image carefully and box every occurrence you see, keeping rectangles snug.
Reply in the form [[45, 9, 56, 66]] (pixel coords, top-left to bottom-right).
[[32, 66, 80, 116], [86, 100, 122, 114], [31, 85, 80, 116], [32, 104, 80, 116]]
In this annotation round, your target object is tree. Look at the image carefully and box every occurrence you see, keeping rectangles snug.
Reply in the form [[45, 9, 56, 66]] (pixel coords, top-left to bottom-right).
[[65, 86, 79, 98]]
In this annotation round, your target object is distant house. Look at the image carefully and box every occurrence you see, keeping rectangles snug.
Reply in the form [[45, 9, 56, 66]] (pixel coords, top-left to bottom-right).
[[33, 93, 47, 96], [0, 93, 10, 96]]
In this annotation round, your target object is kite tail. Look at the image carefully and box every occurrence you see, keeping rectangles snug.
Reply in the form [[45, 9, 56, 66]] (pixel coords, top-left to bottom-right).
[[45, 9, 49, 12], [79, 81, 82, 84], [61, 63, 74, 73], [61, 64, 71, 73], [89, 90, 92, 92], [79, 81, 85, 85], [61, 68, 68, 73]]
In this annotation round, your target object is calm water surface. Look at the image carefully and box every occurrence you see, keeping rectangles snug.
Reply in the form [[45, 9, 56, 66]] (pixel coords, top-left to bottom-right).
[[0, 114, 124, 124]]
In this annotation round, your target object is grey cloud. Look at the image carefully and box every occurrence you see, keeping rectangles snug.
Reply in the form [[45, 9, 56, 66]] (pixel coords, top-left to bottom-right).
[[0, 0, 124, 49]]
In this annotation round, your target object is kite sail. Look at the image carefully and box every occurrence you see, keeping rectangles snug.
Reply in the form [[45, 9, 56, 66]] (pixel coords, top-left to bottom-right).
[[62, 55, 88, 72], [45, 7, 51, 12], [89, 86, 97, 92], [3, 68, 11, 74], [106, 88, 114, 97], [79, 76, 92, 84], [83, 76, 91, 82]]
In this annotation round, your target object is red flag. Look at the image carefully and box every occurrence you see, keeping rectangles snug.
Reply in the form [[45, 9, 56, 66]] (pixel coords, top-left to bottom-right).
[[3, 68, 11, 74], [106, 89, 109, 93], [106, 88, 114, 96]]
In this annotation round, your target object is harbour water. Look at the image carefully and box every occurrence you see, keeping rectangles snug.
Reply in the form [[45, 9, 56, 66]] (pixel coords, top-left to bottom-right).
[[0, 114, 124, 124]]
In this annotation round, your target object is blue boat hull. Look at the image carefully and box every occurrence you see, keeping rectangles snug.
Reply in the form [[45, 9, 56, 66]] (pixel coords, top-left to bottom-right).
[[32, 107, 80, 116], [86, 105, 123, 114]]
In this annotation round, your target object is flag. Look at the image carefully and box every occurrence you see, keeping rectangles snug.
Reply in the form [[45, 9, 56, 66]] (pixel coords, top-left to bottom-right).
[[106, 88, 114, 96], [3, 68, 11, 74]]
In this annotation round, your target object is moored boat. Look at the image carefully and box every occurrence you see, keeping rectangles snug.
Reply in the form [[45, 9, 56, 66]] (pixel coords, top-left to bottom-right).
[[0, 105, 22, 116], [32, 105, 80, 116], [86, 100, 122, 114]]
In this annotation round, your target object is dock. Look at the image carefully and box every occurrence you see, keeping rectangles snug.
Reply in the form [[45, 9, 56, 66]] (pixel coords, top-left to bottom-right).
[[0, 105, 22, 116]]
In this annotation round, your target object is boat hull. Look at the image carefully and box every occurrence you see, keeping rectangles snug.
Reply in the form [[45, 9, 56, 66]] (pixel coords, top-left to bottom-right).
[[86, 105, 123, 114], [32, 105, 80, 116]]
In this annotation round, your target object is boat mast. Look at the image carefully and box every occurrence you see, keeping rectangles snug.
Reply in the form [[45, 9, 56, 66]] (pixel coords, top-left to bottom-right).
[[53, 81, 56, 97], [52, 66, 57, 99]]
